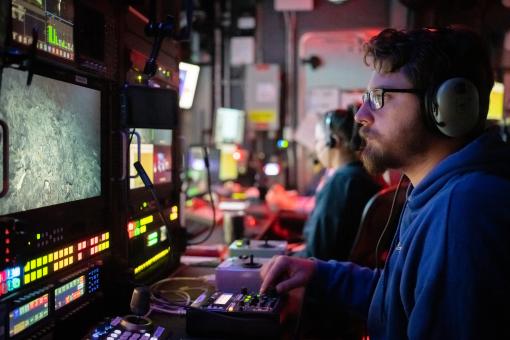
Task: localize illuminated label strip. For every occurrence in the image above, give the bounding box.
[169,205,178,221]
[147,232,158,247]
[0,232,109,298]
[127,215,154,239]
[134,247,170,275]
[0,267,21,296]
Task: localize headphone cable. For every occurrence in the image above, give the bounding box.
[374,173,406,268]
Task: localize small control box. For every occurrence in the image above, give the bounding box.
[228,239,287,258]
[187,289,281,338]
[215,255,270,292]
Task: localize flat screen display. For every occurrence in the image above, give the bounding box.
[214,108,245,145]
[178,62,200,109]
[9,293,49,337]
[0,68,101,215]
[129,129,172,189]
[186,146,220,198]
[219,144,238,181]
[54,275,85,310]
[11,0,74,61]
[488,81,504,121]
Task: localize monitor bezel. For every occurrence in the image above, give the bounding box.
[0,59,110,238]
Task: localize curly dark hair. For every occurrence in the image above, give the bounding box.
[363,26,494,133]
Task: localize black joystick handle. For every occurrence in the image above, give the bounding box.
[242,254,262,269]
[260,237,274,248]
[130,286,151,316]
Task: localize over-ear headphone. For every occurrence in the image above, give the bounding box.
[324,112,337,148]
[424,77,480,137]
[323,109,354,149]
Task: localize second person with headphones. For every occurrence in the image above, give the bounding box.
[293,107,381,260]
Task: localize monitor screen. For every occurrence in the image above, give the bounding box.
[54,275,85,310]
[0,67,101,216]
[488,81,504,121]
[178,62,200,109]
[9,293,49,337]
[219,144,238,181]
[214,108,246,145]
[186,146,220,198]
[129,129,172,189]
[11,0,74,61]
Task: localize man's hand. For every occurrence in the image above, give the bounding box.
[259,255,316,294]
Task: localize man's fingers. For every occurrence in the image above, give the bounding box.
[260,256,277,279]
[260,256,285,293]
[275,271,306,293]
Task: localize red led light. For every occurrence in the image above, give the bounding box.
[4,229,9,235]
[5,238,10,244]
[5,258,9,263]
[127,222,134,231]
[5,248,10,255]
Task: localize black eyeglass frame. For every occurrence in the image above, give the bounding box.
[362,88,424,110]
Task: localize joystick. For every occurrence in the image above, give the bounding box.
[229,238,287,258]
[242,255,262,269]
[260,238,275,248]
[120,287,153,332]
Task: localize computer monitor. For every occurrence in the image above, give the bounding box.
[11,0,75,61]
[488,81,504,121]
[214,108,246,145]
[0,67,102,216]
[185,145,220,198]
[219,144,239,181]
[129,129,173,190]
[178,62,200,109]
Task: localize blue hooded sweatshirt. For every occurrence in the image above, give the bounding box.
[307,129,510,339]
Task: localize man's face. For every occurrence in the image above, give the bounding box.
[355,70,431,175]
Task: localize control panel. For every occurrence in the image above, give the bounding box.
[83,316,169,340]
[186,289,281,338]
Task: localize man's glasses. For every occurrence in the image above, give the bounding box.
[362,88,423,110]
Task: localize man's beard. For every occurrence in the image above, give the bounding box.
[359,124,430,176]
[360,144,392,175]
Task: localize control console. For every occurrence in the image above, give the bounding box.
[83,287,170,340]
[186,289,282,338]
[83,316,169,340]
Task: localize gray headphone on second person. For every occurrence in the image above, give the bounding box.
[423,77,480,138]
[323,108,355,149]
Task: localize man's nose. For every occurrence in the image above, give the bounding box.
[354,102,373,125]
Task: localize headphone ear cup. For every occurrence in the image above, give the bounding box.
[326,136,336,148]
[428,78,479,137]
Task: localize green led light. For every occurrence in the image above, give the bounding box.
[36,233,41,240]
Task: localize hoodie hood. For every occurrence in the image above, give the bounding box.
[407,129,510,210]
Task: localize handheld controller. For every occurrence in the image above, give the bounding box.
[186,288,282,338]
